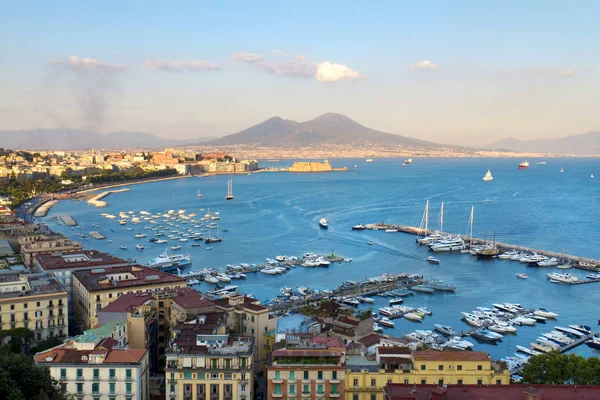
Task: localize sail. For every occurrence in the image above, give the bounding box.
[483,170,493,181]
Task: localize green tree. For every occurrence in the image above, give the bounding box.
[521,352,600,385]
[0,353,67,400]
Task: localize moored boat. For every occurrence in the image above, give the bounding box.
[319,218,328,229]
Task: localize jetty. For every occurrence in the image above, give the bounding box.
[59,215,78,226]
[87,188,131,207]
[89,231,106,240]
[364,223,600,269]
[34,200,59,218]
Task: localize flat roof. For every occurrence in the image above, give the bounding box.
[73,264,186,292]
[35,250,127,271]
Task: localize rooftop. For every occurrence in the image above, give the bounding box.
[35,250,128,271]
[0,273,66,300]
[168,317,252,356]
[99,291,155,313]
[73,264,186,292]
[76,320,126,345]
[212,295,268,312]
[36,346,147,365]
[412,350,490,362]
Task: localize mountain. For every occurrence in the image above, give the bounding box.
[485,131,600,155]
[204,113,439,147]
[0,129,207,150]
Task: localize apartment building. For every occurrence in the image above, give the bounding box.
[73,265,187,329]
[18,233,83,266]
[267,335,346,400]
[0,272,68,341]
[165,329,254,400]
[213,295,278,373]
[35,336,149,400]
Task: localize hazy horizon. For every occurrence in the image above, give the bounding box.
[2,1,599,147]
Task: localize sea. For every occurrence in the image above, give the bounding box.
[42,157,600,360]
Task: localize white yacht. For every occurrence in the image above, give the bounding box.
[546,272,579,284]
[147,251,191,272]
[429,236,466,252]
[319,218,328,229]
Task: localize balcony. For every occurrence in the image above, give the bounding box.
[272,393,284,398]
[301,392,311,398]
[75,376,84,381]
[316,392,326,398]
[330,393,341,398]
[329,379,341,384]
[288,393,297,398]
[316,379,325,384]
[272,379,283,384]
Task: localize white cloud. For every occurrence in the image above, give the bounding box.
[231,50,362,83]
[410,60,437,69]
[52,56,124,71]
[145,59,221,73]
[316,61,363,82]
[559,68,576,76]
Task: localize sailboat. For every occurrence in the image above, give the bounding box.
[560,167,565,173]
[416,200,429,243]
[483,170,493,181]
[385,214,398,232]
[418,201,443,245]
[204,224,222,243]
[197,188,203,198]
[461,206,474,253]
[226,180,234,200]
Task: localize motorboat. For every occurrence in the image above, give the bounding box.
[342,298,360,307]
[586,337,600,349]
[516,346,541,356]
[120,245,128,250]
[520,254,548,264]
[426,256,440,264]
[134,233,147,238]
[217,274,231,283]
[513,316,536,326]
[537,257,558,267]
[319,218,328,229]
[170,245,182,251]
[404,158,413,164]
[403,312,423,322]
[352,224,366,230]
[389,298,404,305]
[135,244,144,251]
[427,280,455,291]
[472,329,503,342]
[569,325,592,334]
[297,286,311,296]
[546,272,579,284]
[516,273,528,279]
[356,296,374,304]
[429,236,466,252]
[555,326,585,338]
[482,170,494,181]
[587,273,600,279]
[533,309,558,318]
[531,342,555,353]
[499,251,518,260]
[204,275,219,284]
[410,285,435,293]
[518,160,530,169]
[378,317,395,328]
[433,324,456,336]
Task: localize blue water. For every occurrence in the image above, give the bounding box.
[43,158,600,360]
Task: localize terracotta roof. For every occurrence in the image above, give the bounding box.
[384,384,600,400]
[170,287,214,309]
[412,350,490,362]
[73,264,186,292]
[35,348,147,364]
[378,346,411,355]
[35,250,127,271]
[359,333,381,347]
[104,349,147,363]
[99,292,154,313]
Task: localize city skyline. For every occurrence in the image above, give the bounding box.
[2,1,599,146]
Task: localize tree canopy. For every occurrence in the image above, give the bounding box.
[0,353,67,400]
[521,351,600,385]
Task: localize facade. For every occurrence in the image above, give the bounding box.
[165,320,252,400]
[213,295,278,373]
[35,337,150,400]
[0,272,68,341]
[18,233,83,266]
[267,335,346,400]
[72,265,187,329]
[33,250,128,319]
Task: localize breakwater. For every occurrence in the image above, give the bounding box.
[365,223,600,269]
[34,200,59,218]
[87,188,131,207]
[59,215,78,226]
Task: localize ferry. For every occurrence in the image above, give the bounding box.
[147,251,191,272]
[518,160,530,169]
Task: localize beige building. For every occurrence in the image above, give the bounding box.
[0,272,68,341]
[18,233,83,266]
[73,265,187,329]
[213,295,278,373]
[35,335,149,400]
[166,330,254,400]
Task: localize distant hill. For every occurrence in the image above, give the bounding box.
[0,129,209,150]
[203,113,442,148]
[485,131,600,155]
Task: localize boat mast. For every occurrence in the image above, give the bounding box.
[425,200,429,233]
[469,206,474,247]
[439,202,444,234]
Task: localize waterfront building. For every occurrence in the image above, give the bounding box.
[213,295,278,373]
[33,250,128,322]
[0,272,68,341]
[267,335,346,400]
[73,265,187,329]
[165,322,252,400]
[18,233,83,266]
[345,350,510,399]
[35,336,150,400]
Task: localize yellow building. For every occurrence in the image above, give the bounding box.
[345,350,510,400]
[72,265,187,329]
[0,272,68,341]
[18,233,83,266]
[165,330,254,400]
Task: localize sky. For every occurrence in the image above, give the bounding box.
[1,1,599,146]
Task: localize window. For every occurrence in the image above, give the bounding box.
[76,383,83,394]
[387,379,392,384]
[125,382,132,395]
[332,371,337,380]
[93,369,99,380]
[496,380,502,385]
[370,395,376,400]
[438,365,443,371]
[251,316,255,322]
[457,365,462,371]
[457,379,463,385]
[241,358,246,368]
[353,378,358,387]
[289,371,295,380]
[212,359,217,368]
[224,384,231,395]
[274,371,280,379]
[275,384,281,394]
[317,371,323,380]
[317,384,323,394]
[331,383,337,394]
[76,368,83,380]
[304,371,309,380]
[289,384,295,394]
[421,379,426,385]
[371,378,376,387]
[96,295,101,301]
[37,301,41,307]
[92,382,99,394]
[211,384,218,395]
[109,369,116,379]
[353,396,359,400]
[126,369,132,379]
[404,379,409,384]
[10,304,14,310]
[303,384,309,394]
[438,379,443,386]
[225,359,230,369]
[241,384,246,392]
[60,368,66,380]
[420,364,426,370]
[477,365,483,371]
[477,379,483,385]
[24,303,28,309]
[110,383,116,394]
[60,383,66,393]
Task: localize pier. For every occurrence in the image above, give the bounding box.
[558,332,596,354]
[365,223,600,269]
[87,188,131,207]
[59,215,78,226]
[89,231,106,240]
